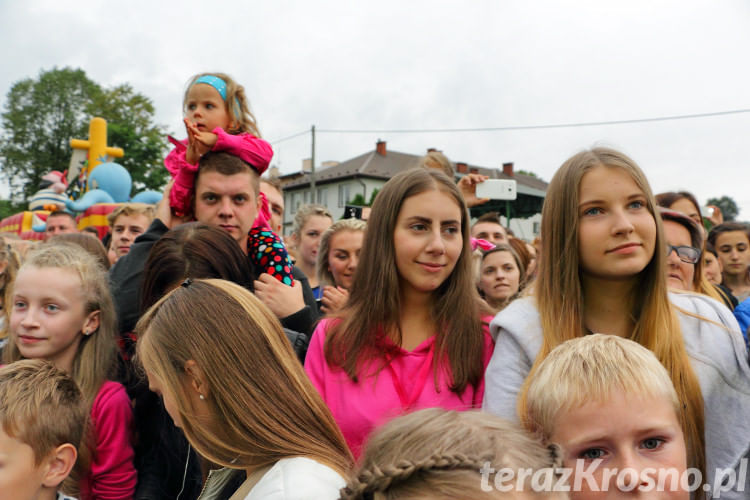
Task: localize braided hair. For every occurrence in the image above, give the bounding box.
[341,453,491,499]
[339,409,564,500]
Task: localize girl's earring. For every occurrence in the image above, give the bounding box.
[199,394,205,400]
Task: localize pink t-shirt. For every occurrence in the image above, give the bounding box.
[304,318,495,457]
[79,381,137,500]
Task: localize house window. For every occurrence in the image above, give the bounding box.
[338,184,350,208]
[533,221,541,234]
[317,187,327,206]
[292,192,302,213]
[304,190,311,204]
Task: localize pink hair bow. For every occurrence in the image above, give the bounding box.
[471,237,495,251]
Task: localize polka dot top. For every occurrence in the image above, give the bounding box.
[248,227,295,285]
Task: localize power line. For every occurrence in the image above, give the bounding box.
[269,129,309,144]
[311,108,750,134]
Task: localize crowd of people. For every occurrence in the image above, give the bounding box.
[0,72,749,500]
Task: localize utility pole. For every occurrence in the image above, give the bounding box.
[310,125,316,203]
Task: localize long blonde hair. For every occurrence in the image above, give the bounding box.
[519,147,706,476]
[136,279,352,474]
[3,243,118,408]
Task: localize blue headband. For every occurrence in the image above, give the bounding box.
[194,75,227,100]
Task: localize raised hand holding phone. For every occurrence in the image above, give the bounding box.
[474,179,517,200]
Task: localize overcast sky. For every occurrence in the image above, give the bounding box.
[2,0,748,218]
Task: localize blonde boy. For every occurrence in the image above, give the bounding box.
[106,203,156,261]
[521,335,690,499]
[0,359,86,500]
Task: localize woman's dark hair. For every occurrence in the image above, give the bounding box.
[507,238,532,275]
[140,223,254,312]
[655,191,702,219]
[708,222,750,247]
[705,241,718,258]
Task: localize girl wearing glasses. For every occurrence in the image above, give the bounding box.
[483,147,750,495]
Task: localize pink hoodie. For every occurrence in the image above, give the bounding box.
[305,318,494,457]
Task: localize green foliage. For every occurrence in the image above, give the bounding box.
[348,189,379,208]
[0,67,169,202]
[1,68,98,200]
[516,169,539,179]
[90,84,170,193]
[0,199,27,220]
[368,188,379,206]
[707,195,739,222]
[348,193,366,206]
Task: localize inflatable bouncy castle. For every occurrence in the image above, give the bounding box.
[0,117,161,240]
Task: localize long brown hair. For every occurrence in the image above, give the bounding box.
[519,147,706,475]
[324,168,486,394]
[136,279,352,474]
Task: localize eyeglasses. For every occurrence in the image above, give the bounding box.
[666,244,700,264]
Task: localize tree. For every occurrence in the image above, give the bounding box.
[348,193,366,206]
[516,169,540,179]
[707,195,739,222]
[0,67,169,201]
[1,68,98,200]
[0,199,27,220]
[90,84,169,193]
[368,188,379,206]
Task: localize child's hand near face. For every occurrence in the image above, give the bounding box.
[184,118,218,164]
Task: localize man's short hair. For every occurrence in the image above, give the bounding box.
[0,360,87,464]
[260,176,283,193]
[475,211,502,226]
[46,211,76,223]
[107,203,156,228]
[197,152,260,195]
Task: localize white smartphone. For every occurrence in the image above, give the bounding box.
[475,179,517,200]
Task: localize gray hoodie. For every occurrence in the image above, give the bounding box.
[483,292,750,498]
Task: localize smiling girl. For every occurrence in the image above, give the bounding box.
[483,147,750,495]
[4,243,136,499]
[304,168,494,458]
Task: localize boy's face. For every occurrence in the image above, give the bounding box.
[550,390,688,499]
[110,213,151,260]
[0,427,49,500]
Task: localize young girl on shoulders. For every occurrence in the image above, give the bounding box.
[163,73,294,284]
[166,72,272,217]
[483,147,750,497]
[304,168,494,458]
[4,243,136,499]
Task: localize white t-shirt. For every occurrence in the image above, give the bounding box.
[244,457,345,500]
